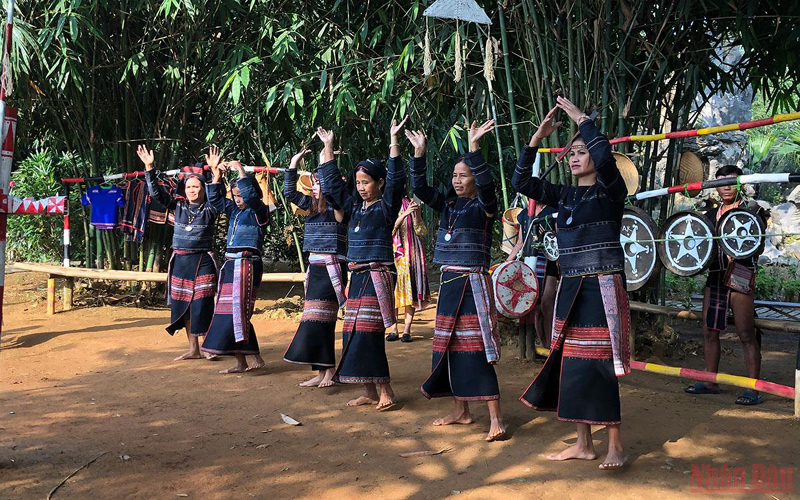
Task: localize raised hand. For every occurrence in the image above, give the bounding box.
[227,160,246,178]
[390,116,409,141]
[530,106,563,147]
[556,96,588,124]
[317,127,334,163]
[316,127,334,147]
[206,146,223,182]
[137,145,155,171]
[468,119,495,152]
[404,129,427,157]
[290,149,312,170]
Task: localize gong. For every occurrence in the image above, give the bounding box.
[542,231,559,261]
[657,211,715,276]
[620,207,661,291]
[716,207,765,260]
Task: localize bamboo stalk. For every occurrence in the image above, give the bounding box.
[497,1,521,157]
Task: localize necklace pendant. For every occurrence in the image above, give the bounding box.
[444,231,452,242]
[185,225,194,232]
[354,224,360,233]
[565,215,573,226]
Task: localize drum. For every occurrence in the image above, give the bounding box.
[501,207,523,254]
[491,260,539,319]
[620,207,661,291]
[716,207,766,260]
[657,210,715,276]
[541,231,559,261]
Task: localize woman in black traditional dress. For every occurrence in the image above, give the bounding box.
[283,148,348,388]
[514,97,630,469]
[139,145,220,362]
[318,120,407,410]
[408,120,507,442]
[201,160,271,373]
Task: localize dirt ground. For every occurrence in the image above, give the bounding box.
[1,271,799,499]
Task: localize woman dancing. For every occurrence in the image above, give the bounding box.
[283,148,349,388]
[139,145,220,361]
[202,160,271,373]
[408,120,506,442]
[318,120,407,411]
[514,97,630,470]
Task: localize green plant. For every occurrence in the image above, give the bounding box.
[7,150,83,262]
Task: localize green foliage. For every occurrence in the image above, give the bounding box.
[7,150,84,262]
[4,0,800,265]
[664,272,702,308]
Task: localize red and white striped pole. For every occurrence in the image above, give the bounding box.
[0,0,15,342]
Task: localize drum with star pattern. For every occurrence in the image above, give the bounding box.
[491,261,539,319]
[656,211,715,276]
[716,207,766,260]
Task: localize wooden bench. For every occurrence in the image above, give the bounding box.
[9,262,305,314]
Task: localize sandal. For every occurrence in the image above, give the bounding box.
[385,333,400,342]
[735,389,764,406]
[401,333,413,343]
[684,382,720,395]
[377,400,397,411]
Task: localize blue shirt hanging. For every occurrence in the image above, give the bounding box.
[81,185,124,230]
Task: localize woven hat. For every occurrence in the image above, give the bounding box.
[612,152,640,196]
[679,151,704,197]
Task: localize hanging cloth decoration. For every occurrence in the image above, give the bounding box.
[423,0,491,83]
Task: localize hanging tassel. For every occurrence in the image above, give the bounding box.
[454,22,463,83]
[423,18,432,77]
[483,33,495,83]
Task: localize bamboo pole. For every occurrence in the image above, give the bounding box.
[629,300,800,334]
[533,346,795,401]
[497,1,521,157]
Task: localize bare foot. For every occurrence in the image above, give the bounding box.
[485,418,507,442]
[318,368,335,388]
[246,355,265,372]
[433,410,474,426]
[219,365,246,374]
[173,351,202,361]
[204,353,218,361]
[547,443,598,461]
[599,447,627,470]
[347,396,378,407]
[300,373,324,387]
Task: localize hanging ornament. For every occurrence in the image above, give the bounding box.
[423,0,491,83]
[423,0,491,24]
[483,33,495,83]
[454,25,463,83]
[424,18,433,77]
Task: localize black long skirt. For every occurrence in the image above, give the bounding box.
[333,268,394,384]
[201,258,262,355]
[284,262,348,369]
[520,276,621,425]
[166,251,217,336]
[421,272,500,401]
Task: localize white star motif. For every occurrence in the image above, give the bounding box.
[671,218,701,264]
[728,216,756,252]
[620,221,649,277]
